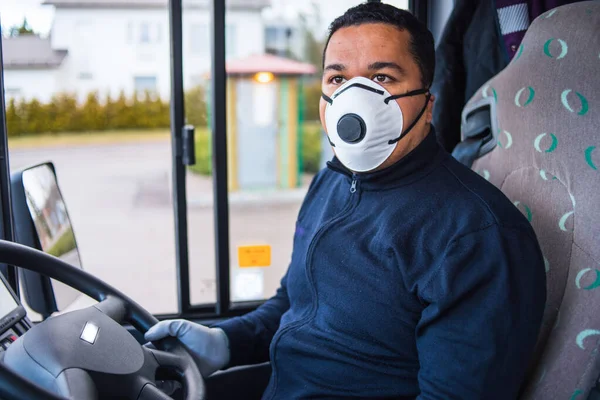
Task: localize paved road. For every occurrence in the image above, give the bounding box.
[10,140,307,315]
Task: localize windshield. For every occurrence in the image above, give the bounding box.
[1,0,410,315]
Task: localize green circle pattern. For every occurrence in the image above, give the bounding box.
[561,90,589,116]
[534,133,558,153]
[544,38,568,59]
[585,146,597,170]
[515,86,535,107]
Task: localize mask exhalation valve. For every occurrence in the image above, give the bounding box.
[337,113,366,143]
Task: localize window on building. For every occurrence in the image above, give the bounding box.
[265,26,285,56]
[265,26,279,47]
[127,22,133,44]
[134,76,157,93]
[156,23,162,43]
[139,23,151,44]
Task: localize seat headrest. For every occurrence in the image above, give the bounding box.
[463,1,599,261]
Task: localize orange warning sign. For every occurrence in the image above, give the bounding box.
[238,245,271,268]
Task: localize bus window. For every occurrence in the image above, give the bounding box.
[1,0,411,314]
[2,3,178,315]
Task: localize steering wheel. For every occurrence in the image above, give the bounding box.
[0,240,205,400]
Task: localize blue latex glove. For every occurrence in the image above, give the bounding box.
[145,319,230,377]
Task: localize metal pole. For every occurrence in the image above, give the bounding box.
[210,0,230,314]
[0,23,18,293]
[168,0,191,313]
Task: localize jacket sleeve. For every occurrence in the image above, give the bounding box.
[213,272,290,368]
[430,0,476,153]
[415,224,546,399]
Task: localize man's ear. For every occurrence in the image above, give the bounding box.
[426,94,435,124]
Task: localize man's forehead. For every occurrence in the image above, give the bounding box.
[324,23,411,64]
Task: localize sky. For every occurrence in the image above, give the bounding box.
[0,0,55,36]
[0,0,409,38]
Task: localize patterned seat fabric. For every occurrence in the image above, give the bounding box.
[460,2,600,399]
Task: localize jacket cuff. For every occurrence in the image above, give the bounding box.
[211,317,251,369]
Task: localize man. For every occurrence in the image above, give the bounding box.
[146,3,546,399]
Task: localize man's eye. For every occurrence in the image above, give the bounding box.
[373,74,392,83]
[330,76,346,84]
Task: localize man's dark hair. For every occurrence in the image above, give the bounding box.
[323,2,435,88]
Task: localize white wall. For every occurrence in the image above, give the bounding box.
[181,9,265,88]
[3,69,58,103]
[45,7,265,102]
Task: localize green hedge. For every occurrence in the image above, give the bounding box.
[6,83,321,137]
[191,128,212,176]
[189,121,324,177]
[302,80,322,122]
[7,87,325,174]
[301,121,322,174]
[6,89,191,136]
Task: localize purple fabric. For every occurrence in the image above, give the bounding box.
[504,31,528,59]
[528,0,581,19]
[495,0,580,60]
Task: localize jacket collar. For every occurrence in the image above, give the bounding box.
[326,126,444,190]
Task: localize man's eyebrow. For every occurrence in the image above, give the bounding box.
[368,61,406,74]
[324,63,345,72]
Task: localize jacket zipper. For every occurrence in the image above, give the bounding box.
[326,161,359,194]
[266,176,360,399]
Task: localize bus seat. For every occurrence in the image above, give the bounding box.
[454,2,600,399]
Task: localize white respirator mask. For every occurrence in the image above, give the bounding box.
[322,76,430,172]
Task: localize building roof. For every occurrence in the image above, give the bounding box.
[226,53,317,75]
[42,0,270,10]
[1,35,68,69]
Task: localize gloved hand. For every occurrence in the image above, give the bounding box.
[144,319,230,377]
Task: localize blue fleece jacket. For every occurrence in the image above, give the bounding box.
[216,128,546,399]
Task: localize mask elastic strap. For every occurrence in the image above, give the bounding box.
[388,92,432,145]
[322,93,333,104]
[321,93,336,146]
[384,88,429,104]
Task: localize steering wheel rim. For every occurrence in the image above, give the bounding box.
[0,239,205,400]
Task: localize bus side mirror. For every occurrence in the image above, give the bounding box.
[10,162,84,319]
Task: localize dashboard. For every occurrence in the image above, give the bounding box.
[0,273,30,356]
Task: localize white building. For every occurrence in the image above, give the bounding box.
[3,0,270,102]
[263,15,308,61]
[2,35,68,103]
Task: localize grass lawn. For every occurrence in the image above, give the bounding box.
[46,228,77,258]
[8,129,170,150]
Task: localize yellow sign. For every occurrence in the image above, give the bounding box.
[238,245,271,268]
